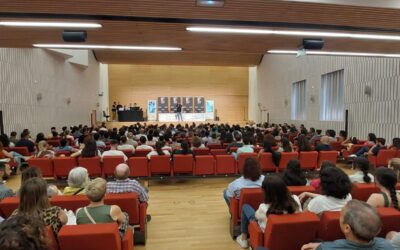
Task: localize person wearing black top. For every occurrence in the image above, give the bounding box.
[175,103,183,122]
[111,101,117,121]
[282,159,307,186]
[16,131,35,153]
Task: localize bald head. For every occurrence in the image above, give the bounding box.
[115,163,130,180]
[341,200,381,242]
[320,136,330,145]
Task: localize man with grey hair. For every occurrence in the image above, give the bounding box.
[302,200,393,250]
[106,163,148,203]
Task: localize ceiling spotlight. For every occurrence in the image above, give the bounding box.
[196,0,225,7]
[0,21,102,28]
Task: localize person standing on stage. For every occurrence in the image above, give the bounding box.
[111,101,117,121]
[175,102,183,122]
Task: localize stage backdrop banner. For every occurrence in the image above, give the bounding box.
[147,100,157,121]
[206,100,214,120]
[183,97,193,113]
[194,97,205,113]
[157,97,169,113]
[170,97,181,113]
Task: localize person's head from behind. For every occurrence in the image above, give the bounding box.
[114,163,130,181]
[60,139,68,147]
[286,159,302,176]
[93,133,100,141]
[180,141,189,154]
[320,136,330,145]
[262,175,299,215]
[21,130,30,139]
[155,141,165,155]
[262,139,273,153]
[352,157,372,183]
[389,158,400,181]
[242,135,251,145]
[242,158,261,181]
[340,200,381,243]
[234,133,242,143]
[368,133,377,143]
[10,131,17,138]
[320,166,352,199]
[0,162,11,181]
[120,135,127,144]
[21,167,42,186]
[0,214,48,250]
[67,167,89,189]
[19,177,50,214]
[375,167,398,210]
[376,137,386,147]
[139,136,147,145]
[35,133,45,143]
[37,140,49,152]
[82,139,98,157]
[297,134,311,152]
[339,130,347,139]
[392,138,400,149]
[86,178,107,202]
[280,137,292,151]
[192,136,202,148]
[316,129,322,135]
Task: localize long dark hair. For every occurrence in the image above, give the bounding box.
[352,157,372,183]
[262,175,299,216]
[297,135,312,152]
[263,140,281,166]
[155,141,165,156]
[376,168,399,210]
[18,177,50,216]
[180,141,190,155]
[81,139,98,157]
[243,158,261,181]
[282,159,307,186]
[281,137,292,152]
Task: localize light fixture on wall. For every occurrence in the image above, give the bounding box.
[0,21,102,28]
[196,0,225,7]
[310,94,316,103]
[364,85,372,96]
[36,93,43,102]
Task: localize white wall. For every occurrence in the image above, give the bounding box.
[256,54,400,140]
[248,66,260,122]
[0,48,101,136]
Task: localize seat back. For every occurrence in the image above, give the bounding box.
[121,149,133,158]
[53,157,78,178]
[278,152,299,171]
[10,146,30,156]
[127,157,149,177]
[237,153,258,174]
[102,156,126,177]
[377,207,400,237]
[50,195,90,212]
[173,154,194,174]
[48,140,61,147]
[351,183,380,201]
[210,149,227,156]
[318,151,338,168]
[27,158,54,177]
[58,224,121,250]
[149,155,171,175]
[238,188,264,219]
[348,144,364,154]
[330,141,342,151]
[229,147,238,153]
[104,193,140,225]
[215,155,236,174]
[288,186,317,196]
[0,197,19,218]
[194,155,215,175]
[134,149,152,157]
[193,148,210,155]
[46,226,59,250]
[55,150,71,157]
[207,143,223,149]
[264,212,320,250]
[78,156,102,177]
[375,149,397,167]
[259,152,277,173]
[299,151,318,171]
[317,211,343,241]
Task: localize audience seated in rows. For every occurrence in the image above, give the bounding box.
[236,175,302,248]
[223,158,264,207]
[63,167,89,195]
[367,168,400,210]
[101,140,127,162]
[349,157,374,183]
[282,159,308,186]
[301,200,392,250]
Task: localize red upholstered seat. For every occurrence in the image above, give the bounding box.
[330,141,343,151]
[134,149,152,157]
[128,157,149,177]
[288,186,318,196]
[102,156,126,177]
[229,147,238,153]
[173,154,194,174]
[53,157,78,179]
[78,156,102,177]
[249,212,320,250]
[215,155,236,174]
[0,197,19,218]
[368,149,397,168]
[317,211,344,241]
[377,207,400,237]
[50,195,90,212]
[230,188,263,237]
[149,155,171,176]
[237,153,258,174]
[258,152,277,173]
[299,151,318,171]
[28,157,54,177]
[351,183,380,201]
[55,150,71,157]
[193,148,210,155]
[207,143,223,149]
[8,146,30,156]
[210,149,227,156]
[121,149,134,158]
[342,144,364,158]
[194,155,215,175]
[278,152,298,171]
[46,226,59,250]
[318,151,338,168]
[48,140,61,147]
[104,193,146,228]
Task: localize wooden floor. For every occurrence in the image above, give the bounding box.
[5,163,354,250]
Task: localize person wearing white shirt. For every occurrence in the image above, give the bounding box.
[126,132,138,147]
[233,135,254,160]
[299,166,352,216]
[236,175,302,249]
[349,157,374,184]
[146,141,170,160]
[136,136,153,150]
[101,140,127,162]
[117,136,135,154]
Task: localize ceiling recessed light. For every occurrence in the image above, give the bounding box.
[0,21,102,28]
[196,0,225,7]
[186,26,400,41]
[268,50,400,58]
[33,44,182,51]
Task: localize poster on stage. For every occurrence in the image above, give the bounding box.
[205,100,214,120]
[157,97,169,113]
[169,97,181,112]
[147,100,157,121]
[182,97,193,113]
[194,97,205,113]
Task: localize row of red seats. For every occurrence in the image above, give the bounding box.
[230,185,400,250]
[0,193,147,245]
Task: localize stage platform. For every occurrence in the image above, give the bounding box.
[102,121,248,128]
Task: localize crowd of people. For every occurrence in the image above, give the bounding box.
[0,121,400,249]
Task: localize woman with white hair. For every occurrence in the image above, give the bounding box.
[63,167,89,195]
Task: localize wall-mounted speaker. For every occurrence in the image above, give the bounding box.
[62,30,87,42]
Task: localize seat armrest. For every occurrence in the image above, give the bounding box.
[122,227,134,250]
[368,155,376,166]
[249,221,263,249]
[230,197,239,225]
[139,202,148,233]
